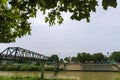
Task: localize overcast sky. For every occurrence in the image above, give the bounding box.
[0,1,120,58]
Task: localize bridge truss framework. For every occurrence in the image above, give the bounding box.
[0,47,49,62]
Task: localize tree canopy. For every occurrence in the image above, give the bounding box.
[92,53,104,62]
[48,54,59,63]
[110,51,120,62]
[76,52,92,63]
[0,0,117,43]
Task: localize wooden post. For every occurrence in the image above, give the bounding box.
[41,60,45,79]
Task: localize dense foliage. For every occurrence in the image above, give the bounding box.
[0,0,117,43]
[92,53,104,62]
[64,51,120,63]
[110,51,120,62]
[76,52,92,63]
[64,52,108,63]
[48,54,59,63]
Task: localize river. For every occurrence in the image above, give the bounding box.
[0,71,120,80]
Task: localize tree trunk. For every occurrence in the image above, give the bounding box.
[41,60,45,79]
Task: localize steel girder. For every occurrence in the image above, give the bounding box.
[0,47,49,61]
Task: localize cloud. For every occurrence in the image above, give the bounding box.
[1,2,120,58]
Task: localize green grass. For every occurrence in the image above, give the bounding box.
[0,65,58,71]
[0,76,76,80]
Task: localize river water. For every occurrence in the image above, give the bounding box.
[0,71,120,80]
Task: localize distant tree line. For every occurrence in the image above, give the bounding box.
[48,51,120,64]
[63,52,120,64]
[63,52,105,64]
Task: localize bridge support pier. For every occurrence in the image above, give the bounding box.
[41,60,45,79]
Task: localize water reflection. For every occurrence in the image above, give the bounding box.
[0,71,120,80]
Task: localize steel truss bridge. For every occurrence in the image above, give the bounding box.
[0,47,49,62]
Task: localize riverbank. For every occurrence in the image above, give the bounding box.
[1,64,120,72]
[0,76,76,80]
[0,71,120,80]
[65,63,120,72]
[0,65,63,71]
